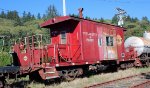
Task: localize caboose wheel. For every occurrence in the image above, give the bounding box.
[65,75,75,81]
[146,60,150,67]
[140,54,148,60]
[63,70,77,81]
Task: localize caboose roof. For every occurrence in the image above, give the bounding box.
[40,16,79,28]
[40,16,126,31]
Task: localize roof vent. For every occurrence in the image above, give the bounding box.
[52,18,56,23]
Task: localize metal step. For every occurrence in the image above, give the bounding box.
[46,76,59,79]
[45,67,52,69]
[45,72,55,74]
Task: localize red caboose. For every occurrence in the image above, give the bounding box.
[12,15,135,81]
[40,16,126,65]
[39,16,132,79]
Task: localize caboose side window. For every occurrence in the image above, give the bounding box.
[106,36,113,46]
[60,31,66,44]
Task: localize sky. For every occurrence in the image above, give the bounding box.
[0,0,150,19]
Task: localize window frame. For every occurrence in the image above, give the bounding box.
[106,36,114,46]
[60,31,67,44]
[98,37,102,46]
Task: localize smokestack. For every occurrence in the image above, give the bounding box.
[63,0,67,16]
[78,8,83,18]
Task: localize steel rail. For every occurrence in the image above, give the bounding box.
[130,80,150,88]
[85,72,150,88]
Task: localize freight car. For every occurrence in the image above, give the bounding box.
[125,31,150,66]
[0,12,149,87]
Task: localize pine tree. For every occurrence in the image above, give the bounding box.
[13,11,20,20]
[42,14,47,20]
[13,11,22,26]
[133,17,139,22]
[126,15,131,22]
[140,16,149,29]
[7,11,13,19]
[111,14,118,24]
[69,14,78,18]
[142,16,149,23]
[22,11,27,23]
[26,12,32,21]
[45,5,59,19]
[85,16,91,20]
[0,11,6,18]
[31,15,35,20]
[21,11,35,23]
[37,13,41,19]
[99,17,104,22]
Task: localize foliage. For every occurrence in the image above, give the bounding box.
[44,5,60,20]
[69,14,79,18]
[99,18,104,22]
[111,14,118,25]
[22,11,36,23]
[37,13,41,19]
[0,52,11,66]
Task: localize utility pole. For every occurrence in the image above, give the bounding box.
[63,0,67,16]
[116,8,127,27]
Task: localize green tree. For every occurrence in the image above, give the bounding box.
[42,14,47,20]
[85,16,91,20]
[0,11,6,18]
[21,11,35,23]
[111,14,118,24]
[22,11,27,23]
[26,12,32,21]
[12,11,22,26]
[69,14,78,18]
[140,16,149,30]
[7,11,13,19]
[31,15,35,20]
[131,17,139,23]
[142,16,149,23]
[99,17,104,22]
[37,13,41,19]
[126,15,131,22]
[45,5,59,19]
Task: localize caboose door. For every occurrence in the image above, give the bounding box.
[97,27,104,60]
[103,29,118,60]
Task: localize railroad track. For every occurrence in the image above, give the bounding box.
[85,72,150,88]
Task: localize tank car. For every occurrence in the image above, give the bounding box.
[125,31,150,65]
[125,32,150,58]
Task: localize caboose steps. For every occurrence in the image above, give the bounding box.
[44,66,59,80]
[45,72,55,74]
[46,76,59,80]
[45,67,52,69]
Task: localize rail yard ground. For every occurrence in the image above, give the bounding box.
[6,67,149,88]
